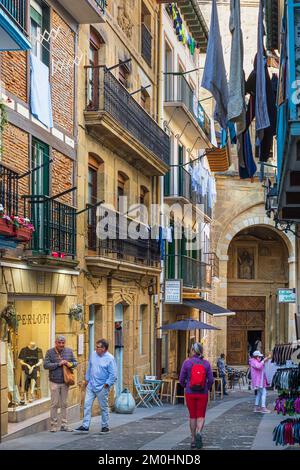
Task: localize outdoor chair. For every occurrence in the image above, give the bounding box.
[133,375,156,408]
[144,376,163,406]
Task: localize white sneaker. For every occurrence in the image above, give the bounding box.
[260,408,271,414]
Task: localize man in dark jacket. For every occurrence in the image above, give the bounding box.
[217,353,229,396]
[44,335,77,432]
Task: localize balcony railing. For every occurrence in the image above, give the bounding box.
[164,166,212,218]
[164,167,191,201]
[94,0,106,14]
[0,162,19,216]
[85,67,170,167]
[0,0,27,33]
[23,195,77,259]
[87,207,161,267]
[141,23,152,67]
[204,252,219,279]
[165,254,209,290]
[165,75,210,137]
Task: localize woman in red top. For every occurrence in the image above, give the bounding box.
[179,342,214,449]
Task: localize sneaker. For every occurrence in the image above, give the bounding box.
[74,425,89,433]
[60,426,73,432]
[50,427,57,433]
[260,408,271,414]
[195,432,203,449]
[100,427,110,434]
[253,407,261,413]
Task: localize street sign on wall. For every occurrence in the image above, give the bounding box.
[278,288,296,304]
[164,279,183,304]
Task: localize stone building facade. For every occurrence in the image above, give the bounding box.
[76,0,168,403]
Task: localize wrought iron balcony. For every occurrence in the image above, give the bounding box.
[165,254,209,290]
[164,167,192,202]
[87,207,160,268]
[141,23,152,67]
[164,166,212,219]
[0,0,27,33]
[165,75,210,146]
[57,0,106,23]
[84,67,170,176]
[0,162,19,216]
[23,195,77,260]
[204,252,219,280]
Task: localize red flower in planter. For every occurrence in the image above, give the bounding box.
[14,226,33,242]
[10,215,35,242]
[0,217,15,237]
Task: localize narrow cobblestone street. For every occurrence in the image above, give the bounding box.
[1,390,299,451]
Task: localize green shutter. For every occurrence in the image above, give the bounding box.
[178,145,183,196]
[30,6,42,26]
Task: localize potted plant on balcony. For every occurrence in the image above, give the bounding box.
[11,216,35,242]
[0,204,15,237]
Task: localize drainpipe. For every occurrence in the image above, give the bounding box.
[157,3,164,376]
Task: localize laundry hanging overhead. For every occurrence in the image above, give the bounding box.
[228,0,246,135]
[256,0,270,136]
[30,54,53,129]
[201,0,229,130]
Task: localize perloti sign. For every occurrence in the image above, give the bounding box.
[164,280,183,304]
[278,288,296,304]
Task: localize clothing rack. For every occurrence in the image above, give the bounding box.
[272,343,299,366]
[272,367,300,391]
[273,418,300,446]
[275,396,300,416]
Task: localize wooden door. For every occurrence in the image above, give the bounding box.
[227,297,265,365]
[227,329,247,365]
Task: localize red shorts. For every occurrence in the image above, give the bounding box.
[185,393,208,419]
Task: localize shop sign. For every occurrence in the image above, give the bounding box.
[78,334,84,356]
[164,279,182,304]
[17,313,50,325]
[278,288,296,304]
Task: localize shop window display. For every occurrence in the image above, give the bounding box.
[7,299,53,410]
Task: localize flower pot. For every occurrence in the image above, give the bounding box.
[14,226,32,242]
[0,218,14,237]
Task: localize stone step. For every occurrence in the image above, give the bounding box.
[4,404,80,442]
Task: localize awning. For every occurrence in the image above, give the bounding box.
[182,299,235,317]
[0,7,31,51]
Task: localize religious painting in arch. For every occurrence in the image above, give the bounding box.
[237,248,255,280]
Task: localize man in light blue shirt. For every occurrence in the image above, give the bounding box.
[75,339,116,434]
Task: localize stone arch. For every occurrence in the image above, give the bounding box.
[112,291,135,307]
[217,213,295,260]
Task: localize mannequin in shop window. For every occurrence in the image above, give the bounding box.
[115,322,123,349]
[18,341,43,404]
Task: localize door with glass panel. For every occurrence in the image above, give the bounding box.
[31,139,49,253]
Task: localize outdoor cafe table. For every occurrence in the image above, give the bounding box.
[144,378,163,406]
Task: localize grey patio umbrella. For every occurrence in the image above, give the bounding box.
[159,319,221,331]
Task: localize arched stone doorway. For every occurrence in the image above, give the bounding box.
[226,225,290,365]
